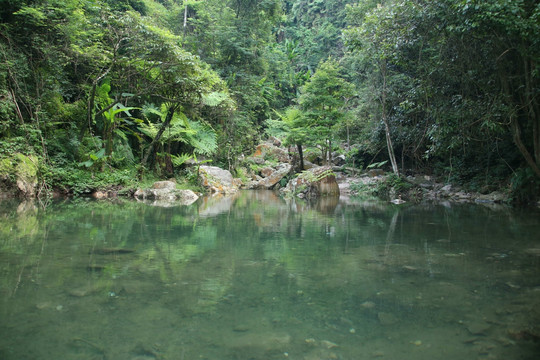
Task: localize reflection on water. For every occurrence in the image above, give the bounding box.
[0,192,539,360]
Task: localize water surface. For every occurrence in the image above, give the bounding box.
[1,191,539,359]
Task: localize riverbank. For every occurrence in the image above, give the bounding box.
[336,171,510,205]
[0,150,529,207]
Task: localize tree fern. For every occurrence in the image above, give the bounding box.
[184,121,217,156]
[202,91,228,107]
[139,103,218,156]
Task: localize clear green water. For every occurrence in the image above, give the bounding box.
[1,191,539,360]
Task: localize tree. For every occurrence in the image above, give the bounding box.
[271,107,307,171]
[180,0,284,161]
[137,46,230,169]
[283,0,358,72]
[298,59,355,164]
[344,1,408,175]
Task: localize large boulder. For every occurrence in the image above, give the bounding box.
[239,138,293,189]
[253,142,289,163]
[244,163,292,190]
[198,166,239,194]
[281,166,340,198]
[333,154,346,166]
[0,154,39,197]
[134,180,198,206]
[15,154,38,197]
[302,160,317,170]
[255,163,292,189]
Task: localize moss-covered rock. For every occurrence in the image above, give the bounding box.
[0,157,14,179]
[0,154,38,197]
[281,166,339,198]
[0,157,15,197]
[15,153,38,197]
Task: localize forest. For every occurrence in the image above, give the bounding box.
[0,0,539,204]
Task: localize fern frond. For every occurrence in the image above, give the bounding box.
[142,103,163,120]
[138,121,159,138]
[171,153,193,167]
[185,121,217,155]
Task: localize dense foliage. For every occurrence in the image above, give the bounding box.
[343,0,540,202]
[0,0,538,202]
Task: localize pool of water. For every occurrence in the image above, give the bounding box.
[0,191,539,360]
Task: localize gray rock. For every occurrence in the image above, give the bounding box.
[253,143,290,163]
[152,180,176,190]
[303,160,317,170]
[199,166,239,194]
[255,163,292,189]
[246,156,265,165]
[333,154,346,166]
[134,182,198,206]
[441,184,452,192]
[260,166,274,178]
[282,166,339,198]
[268,136,282,147]
[475,191,507,203]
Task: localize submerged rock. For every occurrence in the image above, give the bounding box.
[378,312,398,325]
[36,302,52,310]
[320,340,339,349]
[466,321,491,335]
[361,301,376,309]
[226,332,291,351]
[233,324,250,332]
[69,286,96,297]
[525,248,540,256]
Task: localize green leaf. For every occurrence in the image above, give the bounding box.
[367,160,388,169]
[170,153,193,167]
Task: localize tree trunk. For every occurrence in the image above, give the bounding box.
[79,67,112,143]
[297,143,304,171]
[327,137,332,165]
[380,60,399,176]
[500,56,540,179]
[383,115,399,175]
[141,105,177,169]
[346,123,350,151]
[524,58,540,167]
[182,4,188,41]
[511,115,540,178]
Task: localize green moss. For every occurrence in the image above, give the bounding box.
[234,167,250,184]
[248,163,265,174]
[0,157,14,178]
[15,153,38,181]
